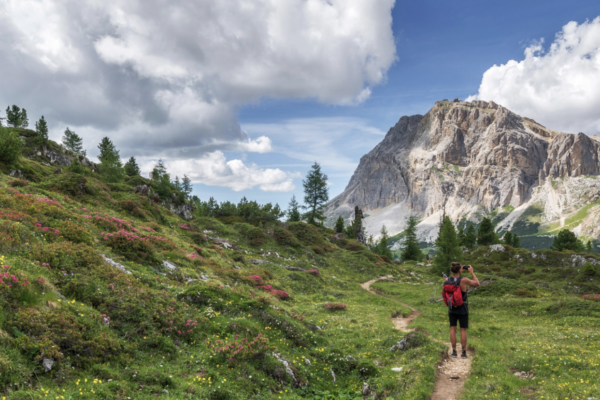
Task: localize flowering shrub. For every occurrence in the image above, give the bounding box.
[31,242,104,273]
[90,215,139,233]
[206,333,268,362]
[290,312,306,322]
[324,303,347,310]
[306,270,320,275]
[258,285,290,300]
[8,178,30,187]
[246,275,264,286]
[0,220,34,252]
[59,221,93,245]
[179,223,192,230]
[101,230,157,264]
[582,294,600,302]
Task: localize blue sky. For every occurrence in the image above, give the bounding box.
[2,0,599,210]
[197,0,600,208]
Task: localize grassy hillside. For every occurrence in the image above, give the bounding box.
[1,132,599,399]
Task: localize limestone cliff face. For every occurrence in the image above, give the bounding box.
[326,100,600,242]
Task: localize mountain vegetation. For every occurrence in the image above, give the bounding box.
[1,108,599,400]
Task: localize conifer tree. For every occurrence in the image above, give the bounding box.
[374,225,393,259]
[477,217,498,246]
[334,215,345,233]
[402,215,423,261]
[302,162,329,225]
[151,159,172,198]
[433,216,462,275]
[586,240,593,253]
[6,105,21,127]
[287,195,301,222]
[35,116,49,146]
[20,108,29,128]
[463,224,477,248]
[504,231,514,246]
[174,176,182,191]
[207,197,218,217]
[458,226,466,246]
[182,175,192,199]
[97,137,123,182]
[124,156,140,176]
[512,234,520,248]
[63,127,84,154]
[0,126,21,164]
[551,229,585,252]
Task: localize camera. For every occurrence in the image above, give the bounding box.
[462,265,471,270]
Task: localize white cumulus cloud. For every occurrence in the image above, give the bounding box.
[468,17,600,134]
[142,153,300,192]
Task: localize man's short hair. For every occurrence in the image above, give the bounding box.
[450,262,462,273]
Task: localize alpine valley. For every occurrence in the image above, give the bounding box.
[325,100,600,252]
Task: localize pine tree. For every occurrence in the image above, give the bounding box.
[463,224,477,248]
[458,226,466,246]
[97,137,123,182]
[551,229,585,252]
[302,162,329,225]
[402,215,423,261]
[20,108,29,128]
[334,215,345,233]
[0,126,22,164]
[374,225,393,259]
[287,195,301,222]
[512,234,520,248]
[174,176,182,191]
[152,159,172,198]
[207,197,218,217]
[63,127,84,154]
[477,217,498,246]
[35,116,49,146]
[433,216,462,275]
[504,231,514,246]
[586,240,593,253]
[182,175,192,199]
[124,156,140,177]
[6,105,21,127]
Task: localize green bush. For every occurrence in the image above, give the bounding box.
[0,127,21,164]
[59,221,93,245]
[273,227,301,247]
[236,223,268,246]
[287,222,324,246]
[31,242,103,272]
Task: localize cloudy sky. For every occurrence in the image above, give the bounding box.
[1,0,600,208]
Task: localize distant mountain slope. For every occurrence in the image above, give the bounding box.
[325,100,600,249]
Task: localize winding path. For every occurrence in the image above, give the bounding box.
[360,277,472,400]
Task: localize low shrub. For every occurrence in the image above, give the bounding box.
[345,241,364,251]
[312,246,323,254]
[287,222,324,246]
[120,199,147,219]
[324,302,347,310]
[581,294,600,302]
[101,230,158,264]
[31,242,103,272]
[237,223,268,246]
[258,285,290,300]
[59,220,93,245]
[8,178,30,187]
[274,227,301,247]
[190,232,207,245]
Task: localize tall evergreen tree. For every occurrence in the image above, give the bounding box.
[463,224,477,248]
[174,176,182,191]
[402,215,423,261]
[433,216,462,275]
[334,215,345,233]
[182,175,192,199]
[206,197,218,217]
[551,229,585,252]
[0,126,22,164]
[97,137,123,182]
[35,116,49,146]
[477,217,498,246]
[374,225,393,259]
[152,159,172,198]
[6,105,22,127]
[302,162,329,225]
[586,240,593,253]
[62,127,84,154]
[512,234,520,248]
[504,231,514,246]
[20,108,29,128]
[287,195,301,222]
[124,156,140,177]
[458,226,466,246]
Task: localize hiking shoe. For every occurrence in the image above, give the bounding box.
[450,350,458,358]
[461,351,468,359]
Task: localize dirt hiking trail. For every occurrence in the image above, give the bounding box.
[360,277,472,400]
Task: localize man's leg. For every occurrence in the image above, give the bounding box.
[460,328,467,352]
[450,326,457,349]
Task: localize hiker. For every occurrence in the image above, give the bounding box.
[442,262,479,358]
[426,253,430,264]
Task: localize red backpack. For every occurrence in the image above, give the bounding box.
[442,277,464,309]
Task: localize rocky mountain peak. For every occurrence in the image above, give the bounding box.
[326,100,600,245]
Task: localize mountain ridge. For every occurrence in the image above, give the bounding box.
[326,100,600,248]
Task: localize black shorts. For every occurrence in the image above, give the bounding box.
[449,313,469,329]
